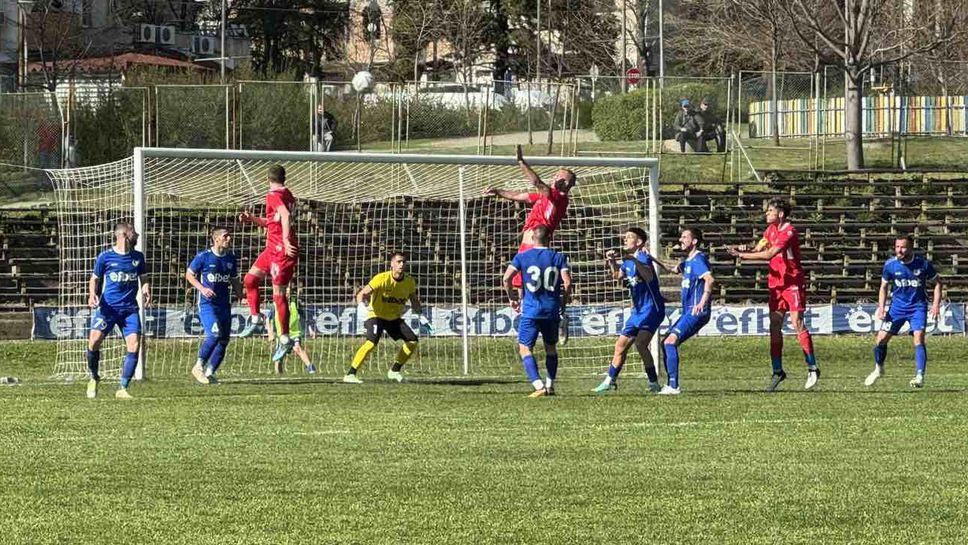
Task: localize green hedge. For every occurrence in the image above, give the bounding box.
[591,88,656,141]
[591,81,730,141]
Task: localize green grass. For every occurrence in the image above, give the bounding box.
[3,336,968,544]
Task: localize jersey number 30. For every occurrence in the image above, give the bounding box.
[525,266,560,292]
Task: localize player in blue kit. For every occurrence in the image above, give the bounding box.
[502,226,572,398]
[865,235,942,388]
[186,227,243,385]
[86,222,151,400]
[661,227,715,395]
[594,227,665,394]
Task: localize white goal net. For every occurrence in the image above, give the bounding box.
[48,149,659,380]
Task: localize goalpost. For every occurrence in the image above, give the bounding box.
[49,148,660,380]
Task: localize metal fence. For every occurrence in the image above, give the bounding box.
[0,92,61,197]
[155,85,231,149]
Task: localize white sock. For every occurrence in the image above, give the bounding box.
[204,366,213,377]
[279,334,290,345]
[545,378,553,389]
[603,376,613,385]
[531,379,545,390]
[195,358,204,368]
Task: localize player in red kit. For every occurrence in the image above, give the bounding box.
[484,146,576,338]
[728,198,820,391]
[238,165,299,363]
[484,146,576,277]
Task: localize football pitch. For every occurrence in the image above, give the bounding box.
[2,336,967,544]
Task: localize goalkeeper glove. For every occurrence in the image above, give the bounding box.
[418,314,435,335]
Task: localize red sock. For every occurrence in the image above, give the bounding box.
[770,334,783,360]
[797,330,815,356]
[243,274,262,317]
[273,292,289,336]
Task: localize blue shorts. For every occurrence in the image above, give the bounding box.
[200,305,232,341]
[882,308,927,335]
[621,310,664,338]
[91,306,141,337]
[517,316,560,348]
[669,312,710,344]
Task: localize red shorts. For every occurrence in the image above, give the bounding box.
[510,243,536,289]
[769,283,806,313]
[252,248,298,286]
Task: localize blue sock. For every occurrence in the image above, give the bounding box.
[771,357,783,374]
[86,349,101,380]
[873,344,887,366]
[208,341,228,374]
[608,364,621,380]
[915,344,927,375]
[522,355,540,383]
[804,353,817,368]
[664,343,679,389]
[198,335,219,363]
[120,352,138,389]
[545,353,558,381]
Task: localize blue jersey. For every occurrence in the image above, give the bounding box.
[92,248,146,312]
[882,255,937,314]
[622,250,664,316]
[188,249,239,310]
[511,247,569,319]
[680,251,712,316]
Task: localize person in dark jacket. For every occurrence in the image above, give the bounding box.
[314,104,337,152]
[695,98,726,153]
[674,99,699,153]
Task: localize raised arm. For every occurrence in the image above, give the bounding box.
[604,250,624,280]
[516,145,551,197]
[483,186,532,202]
[239,210,269,229]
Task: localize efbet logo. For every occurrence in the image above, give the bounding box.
[108,271,138,283]
[894,279,922,288]
[206,272,233,284]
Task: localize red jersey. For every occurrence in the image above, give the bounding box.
[764,222,804,288]
[523,188,569,234]
[266,187,297,253]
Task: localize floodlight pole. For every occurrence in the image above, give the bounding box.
[220,0,227,84]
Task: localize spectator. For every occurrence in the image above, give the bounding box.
[314,104,337,152]
[674,99,699,153]
[695,98,726,153]
[37,118,60,168]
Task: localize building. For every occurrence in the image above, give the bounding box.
[5,0,250,91]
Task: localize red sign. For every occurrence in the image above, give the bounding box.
[626,68,641,85]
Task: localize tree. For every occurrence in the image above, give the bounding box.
[782,0,966,170]
[388,0,444,82]
[233,0,349,77]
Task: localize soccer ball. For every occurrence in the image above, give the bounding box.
[352,71,374,93]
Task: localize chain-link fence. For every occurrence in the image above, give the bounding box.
[737,70,818,174]
[0,92,61,198]
[238,81,316,151]
[0,75,16,93]
[155,85,231,149]
[70,86,147,166]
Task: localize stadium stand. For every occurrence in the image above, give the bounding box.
[2,170,967,325]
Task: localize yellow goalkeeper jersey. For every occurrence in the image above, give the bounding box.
[367,271,417,320]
